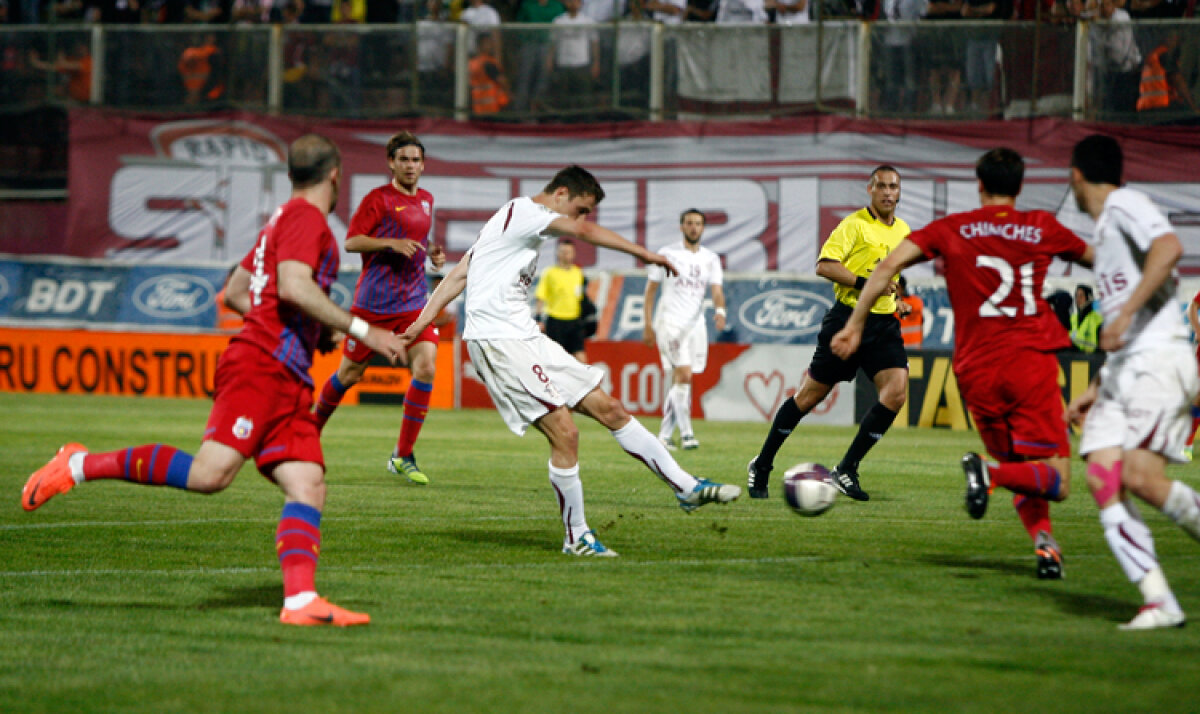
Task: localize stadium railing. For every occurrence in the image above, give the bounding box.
[1,19,1197,122]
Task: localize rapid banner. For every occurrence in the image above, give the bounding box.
[50,111,1200,275]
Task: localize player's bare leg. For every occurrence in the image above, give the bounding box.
[670,366,699,450]
[390,340,438,485]
[314,356,368,431]
[1087,447,1187,630]
[535,407,613,556]
[274,460,369,626]
[575,387,739,512]
[830,366,907,502]
[23,439,244,511]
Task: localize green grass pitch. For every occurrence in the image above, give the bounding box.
[2,392,1199,713]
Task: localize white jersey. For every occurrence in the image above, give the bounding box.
[464,197,562,340]
[647,243,723,330]
[1092,187,1187,355]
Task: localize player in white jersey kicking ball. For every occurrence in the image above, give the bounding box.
[1067,134,1200,630]
[400,166,740,557]
[642,208,727,450]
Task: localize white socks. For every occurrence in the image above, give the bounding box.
[659,384,694,442]
[69,452,86,484]
[611,418,699,495]
[283,591,318,610]
[1100,501,1182,613]
[671,384,694,439]
[549,462,590,545]
[659,387,677,442]
[1162,480,1200,542]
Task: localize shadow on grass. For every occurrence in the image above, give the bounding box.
[32,598,188,611]
[23,584,280,613]
[1027,587,1132,624]
[919,553,1030,578]
[197,583,281,611]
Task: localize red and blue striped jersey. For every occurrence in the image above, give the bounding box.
[348,183,435,315]
[232,197,339,386]
[907,204,1088,375]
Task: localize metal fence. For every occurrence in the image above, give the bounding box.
[1,19,1198,122]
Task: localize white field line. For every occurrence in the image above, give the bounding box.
[0,513,960,530]
[1,552,1168,580]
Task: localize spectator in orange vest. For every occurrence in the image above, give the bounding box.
[469,33,510,116]
[28,40,92,103]
[1137,31,1199,116]
[897,274,924,348]
[178,33,226,105]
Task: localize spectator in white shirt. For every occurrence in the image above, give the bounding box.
[547,0,601,112]
[461,0,502,54]
[770,0,811,23]
[716,0,768,22]
[644,0,686,23]
[1094,0,1141,116]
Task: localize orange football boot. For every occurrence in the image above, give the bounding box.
[22,443,87,512]
[279,596,370,627]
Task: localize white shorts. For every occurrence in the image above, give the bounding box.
[1079,341,1200,463]
[655,319,708,374]
[467,335,605,436]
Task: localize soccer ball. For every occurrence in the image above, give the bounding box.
[783,463,837,517]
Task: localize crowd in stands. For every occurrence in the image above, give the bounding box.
[3,0,1192,24]
[2,0,1196,121]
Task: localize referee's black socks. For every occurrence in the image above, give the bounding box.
[838,403,899,475]
[756,397,809,472]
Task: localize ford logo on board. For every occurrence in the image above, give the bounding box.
[738,288,831,338]
[132,274,215,319]
[330,282,353,309]
[0,273,8,302]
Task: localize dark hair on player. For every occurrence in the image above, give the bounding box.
[544,165,606,204]
[680,208,706,224]
[975,148,1024,198]
[1071,134,1123,187]
[387,131,425,160]
[288,134,341,189]
[869,165,900,184]
[558,238,575,247]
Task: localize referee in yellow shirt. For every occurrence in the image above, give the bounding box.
[747,165,911,502]
[535,239,588,362]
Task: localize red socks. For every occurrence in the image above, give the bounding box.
[276,502,322,597]
[395,380,433,458]
[989,461,1062,500]
[82,444,192,489]
[1013,494,1052,542]
[314,373,349,432]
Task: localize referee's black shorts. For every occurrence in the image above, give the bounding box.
[545,317,586,355]
[808,302,908,385]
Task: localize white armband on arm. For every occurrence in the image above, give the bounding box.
[348,316,370,340]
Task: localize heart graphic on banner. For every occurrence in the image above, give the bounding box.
[745,371,786,420]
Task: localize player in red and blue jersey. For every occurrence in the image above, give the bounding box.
[833,148,1094,579]
[313,131,446,485]
[22,135,408,626]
